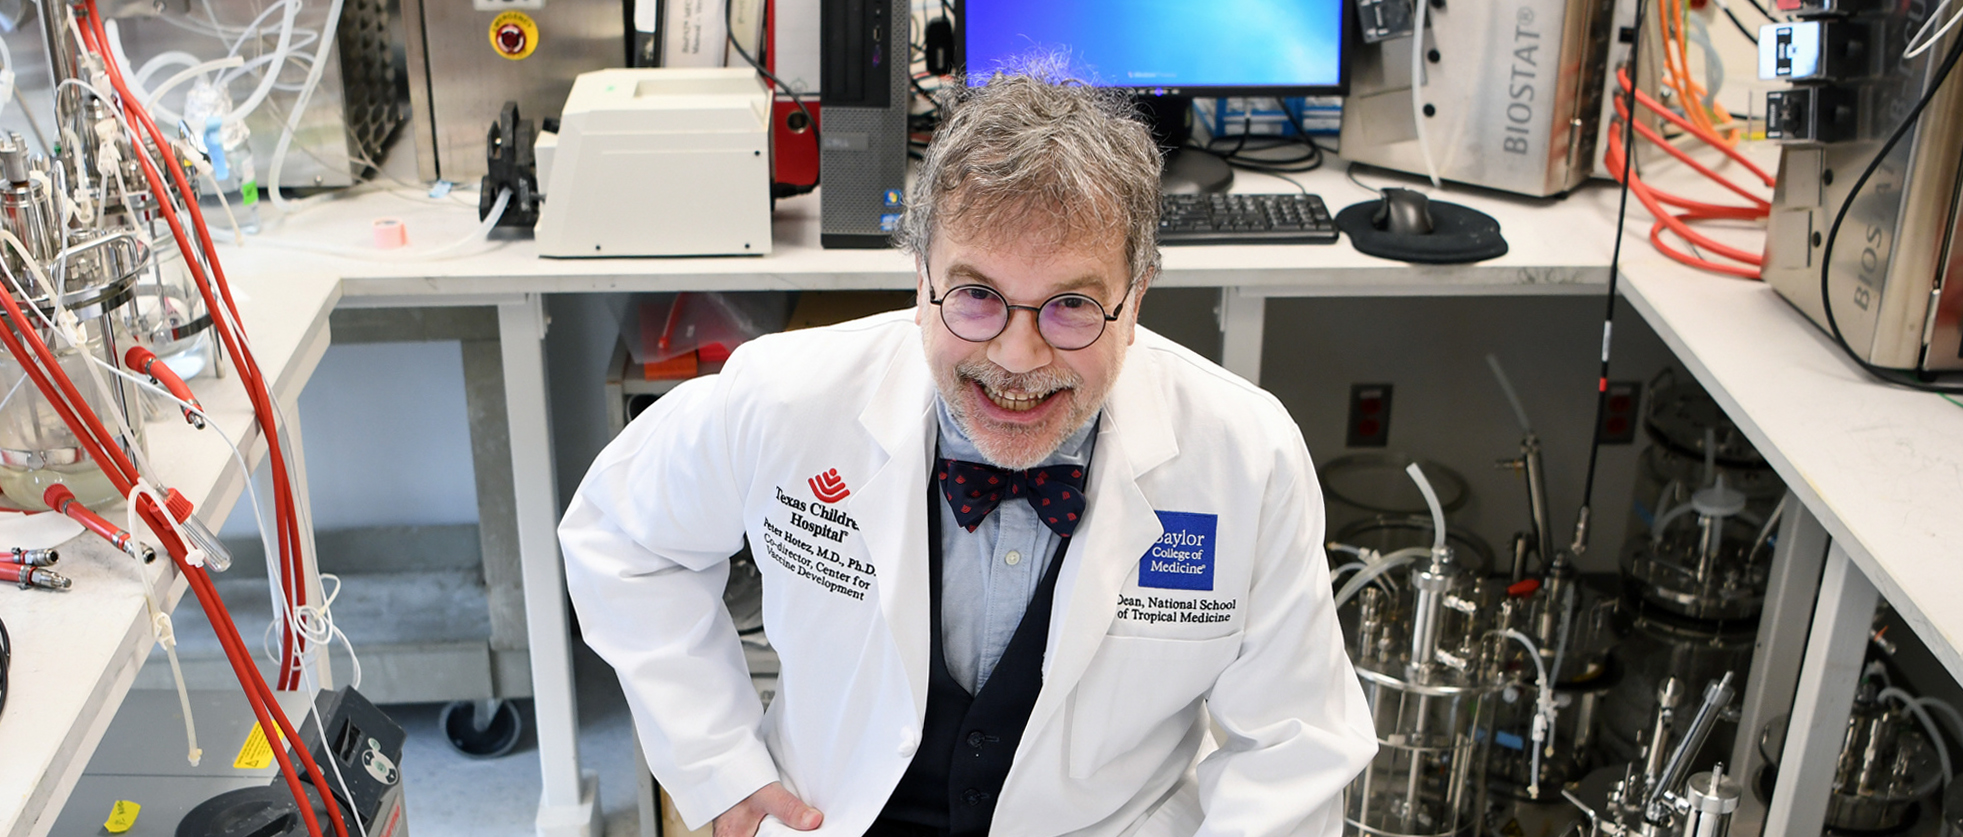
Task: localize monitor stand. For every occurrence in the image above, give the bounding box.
[1160,149,1234,195]
[1135,93,1234,195]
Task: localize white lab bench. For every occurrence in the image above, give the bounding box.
[4,141,1957,837]
[0,270,342,837]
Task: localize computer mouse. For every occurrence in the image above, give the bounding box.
[1371,188,1435,236]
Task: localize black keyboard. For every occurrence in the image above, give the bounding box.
[1158,193,1339,245]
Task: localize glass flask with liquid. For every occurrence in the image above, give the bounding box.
[0,136,150,509]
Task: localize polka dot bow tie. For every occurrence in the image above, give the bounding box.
[937,458,1088,537]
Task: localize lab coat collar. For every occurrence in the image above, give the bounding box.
[1098,345,1179,477]
[1026,345,1177,740]
[850,329,938,725]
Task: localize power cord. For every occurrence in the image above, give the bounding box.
[1817,29,1963,392]
[1718,1,1758,45]
[0,614,10,721]
[1577,0,1650,545]
[724,0,819,196]
[1192,97,1328,176]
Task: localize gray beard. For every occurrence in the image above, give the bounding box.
[939,358,1099,470]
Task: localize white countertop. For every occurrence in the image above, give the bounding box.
[217,163,1618,301]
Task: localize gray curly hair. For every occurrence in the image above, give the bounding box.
[895,64,1164,286]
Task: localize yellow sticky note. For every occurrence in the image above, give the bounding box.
[233,722,285,770]
[103,800,140,833]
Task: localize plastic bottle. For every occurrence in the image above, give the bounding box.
[182,80,260,233]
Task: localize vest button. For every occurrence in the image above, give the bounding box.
[963,788,988,806]
[968,731,985,747]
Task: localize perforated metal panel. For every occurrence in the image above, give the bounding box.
[337,0,404,173]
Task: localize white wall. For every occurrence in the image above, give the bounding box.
[221,341,479,537]
[1257,295,1677,574]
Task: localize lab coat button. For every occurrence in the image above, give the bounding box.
[898,727,919,757]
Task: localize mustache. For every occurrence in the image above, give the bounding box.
[955,359,1080,396]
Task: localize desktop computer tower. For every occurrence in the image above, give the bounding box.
[819,0,910,248]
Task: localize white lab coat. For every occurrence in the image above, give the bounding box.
[561,310,1376,836]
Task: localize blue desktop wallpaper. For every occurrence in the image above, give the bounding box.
[964,0,1345,89]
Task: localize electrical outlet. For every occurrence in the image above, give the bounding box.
[1347,384,1393,448]
[475,0,543,13]
[1597,380,1642,445]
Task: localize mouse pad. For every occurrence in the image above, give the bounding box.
[1336,198,1510,264]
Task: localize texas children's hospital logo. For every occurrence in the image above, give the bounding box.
[809,468,850,503]
[1139,511,1217,590]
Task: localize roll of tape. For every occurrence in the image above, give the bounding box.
[372,218,408,249]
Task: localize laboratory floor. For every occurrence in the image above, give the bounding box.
[392,644,642,837]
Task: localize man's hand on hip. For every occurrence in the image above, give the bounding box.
[714,782,824,837]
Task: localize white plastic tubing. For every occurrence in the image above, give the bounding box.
[1408,0,1442,187]
[102,0,314,196]
[1333,464,1453,608]
[266,0,344,213]
[1406,462,1447,552]
[1878,687,1955,789]
[1334,547,1430,608]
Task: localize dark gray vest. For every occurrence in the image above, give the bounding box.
[867,471,1073,837]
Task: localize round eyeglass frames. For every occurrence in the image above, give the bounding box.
[926,281,1126,351]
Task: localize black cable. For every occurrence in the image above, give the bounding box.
[1722,4,1758,44]
[0,615,11,720]
[1817,31,1963,392]
[1576,0,1649,546]
[909,73,943,113]
[1196,97,1328,176]
[1228,110,1256,159]
[1743,0,1780,23]
[1273,97,1330,172]
[725,0,819,190]
[1202,136,1325,172]
[1344,160,1440,196]
[1268,170,1311,195]
[1346,161,1382,196]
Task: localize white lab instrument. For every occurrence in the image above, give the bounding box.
[534,68,773,258]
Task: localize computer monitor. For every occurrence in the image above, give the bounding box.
[958,0,1351,192]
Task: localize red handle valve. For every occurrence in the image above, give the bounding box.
[125,346,204,428]
[45,484,155,563]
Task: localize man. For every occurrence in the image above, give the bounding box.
[561,71,1375,837]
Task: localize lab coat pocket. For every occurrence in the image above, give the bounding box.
[1067,632,1243,779]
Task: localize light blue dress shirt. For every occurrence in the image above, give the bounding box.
[934,399,1098,694]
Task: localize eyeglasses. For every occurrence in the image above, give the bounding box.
[927,278,1127,351]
